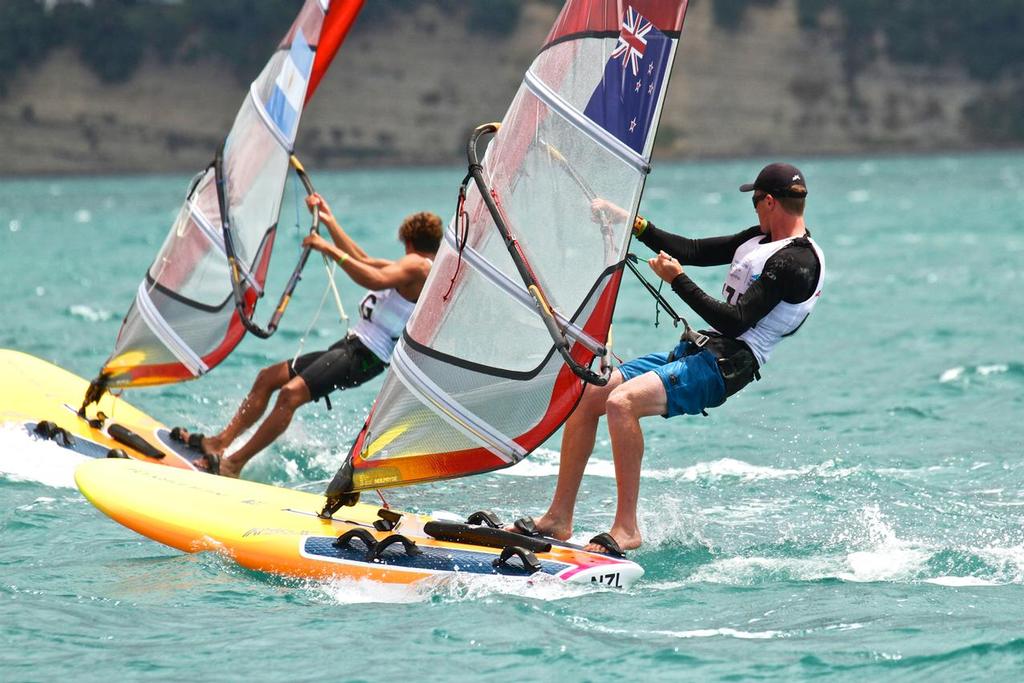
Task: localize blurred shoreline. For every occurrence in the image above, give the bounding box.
[6,146,1024,181]
[2,1,1021,177]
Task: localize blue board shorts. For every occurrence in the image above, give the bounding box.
[617,340,726,418]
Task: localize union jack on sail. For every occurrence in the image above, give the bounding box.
[611,6,653,76]
[584,4,673,155]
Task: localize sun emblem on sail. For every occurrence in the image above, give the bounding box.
[611,6,653,76]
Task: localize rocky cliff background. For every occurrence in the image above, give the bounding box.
[1,0,1021,176]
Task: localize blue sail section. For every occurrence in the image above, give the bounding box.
[265,27,316,145]
[583,9,673,154]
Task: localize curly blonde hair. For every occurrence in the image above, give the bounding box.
[398,211,443,253]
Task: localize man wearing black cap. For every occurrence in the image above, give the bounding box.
[513,163,825,557]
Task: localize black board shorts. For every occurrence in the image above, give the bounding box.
[287,335,386,402]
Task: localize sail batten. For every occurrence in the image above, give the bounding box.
[524,70,649,173]
[391,346,526,463]
[247,83,295,153]
[185,200,263,294]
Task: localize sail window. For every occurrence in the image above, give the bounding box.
[186,200,263,295]
[135,282,209,377]
[390,344,527,463]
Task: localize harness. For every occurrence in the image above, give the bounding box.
[625,253,761,404]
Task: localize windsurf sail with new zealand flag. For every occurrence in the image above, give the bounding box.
[323,1,689,511]
[80,0,363,412]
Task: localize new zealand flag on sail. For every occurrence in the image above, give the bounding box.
[583,6,673,155]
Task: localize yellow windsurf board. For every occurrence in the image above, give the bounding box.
[0,348,208,470]
[75,458,643,587]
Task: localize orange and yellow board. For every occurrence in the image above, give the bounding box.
[75,458,644,587]
[0,349,204,469]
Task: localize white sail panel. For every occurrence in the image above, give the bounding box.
[326,0,690,500]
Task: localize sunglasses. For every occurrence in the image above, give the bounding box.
[752,192,769,208]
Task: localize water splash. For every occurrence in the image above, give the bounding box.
[306,571,599,606]
[501,452,863,484]
[68,305,113,323]
[836,504,932,582]
[0,422,86,489]
[939,362,1019,385]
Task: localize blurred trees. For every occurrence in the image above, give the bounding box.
[710,0,1024,141]
[3,0,1023,88]
[2,0,1023,142]
[709,0,1024,83]
[711,0,778,32]
[0,0,51,95]
[0,0,528,94]
[55,0,149,84]
[185,1,299,80]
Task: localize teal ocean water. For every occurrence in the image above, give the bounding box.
[2,153,1023,680]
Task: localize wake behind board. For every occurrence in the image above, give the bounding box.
[0,349,209,470]
[75,458,643,588]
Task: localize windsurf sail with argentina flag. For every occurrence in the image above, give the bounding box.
[322,1,688,511]
[80,0,364,412]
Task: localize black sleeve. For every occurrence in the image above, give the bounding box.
[636,223,761,267]
[669,243,819,337]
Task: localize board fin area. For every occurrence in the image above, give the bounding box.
[75,458,643,588]
[0,349,209,470]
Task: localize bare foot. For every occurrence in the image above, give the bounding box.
[218,456,242,478]
[584,527,642,555]
[505,513,573,541]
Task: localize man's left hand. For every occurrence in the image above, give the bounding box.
[649,250,683,282]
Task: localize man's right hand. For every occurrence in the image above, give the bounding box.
[591,198,629,224]
[649,250,684,283]
[302,233,334,257]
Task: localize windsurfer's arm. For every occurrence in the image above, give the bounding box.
[637,224,760,267]
[302,234,423,290]
[654,249,815,336]
[306,194,391,267]
[668,272,779,336]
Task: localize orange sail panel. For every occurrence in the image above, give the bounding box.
[337,0,690,493]
[99,0,363,389]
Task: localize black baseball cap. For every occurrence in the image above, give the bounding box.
[739,163,808,197]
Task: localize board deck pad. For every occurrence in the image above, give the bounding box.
[75,458,643,588]
[0,349,204,470]
[301,536,571,576]
[23,422,112,459]
[154,428,216,466]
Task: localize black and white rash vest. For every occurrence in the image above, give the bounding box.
[720,234,825,367]
[351,288,416,363]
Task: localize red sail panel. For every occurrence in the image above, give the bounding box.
[306,0,364,104]
[545,0,688,48]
